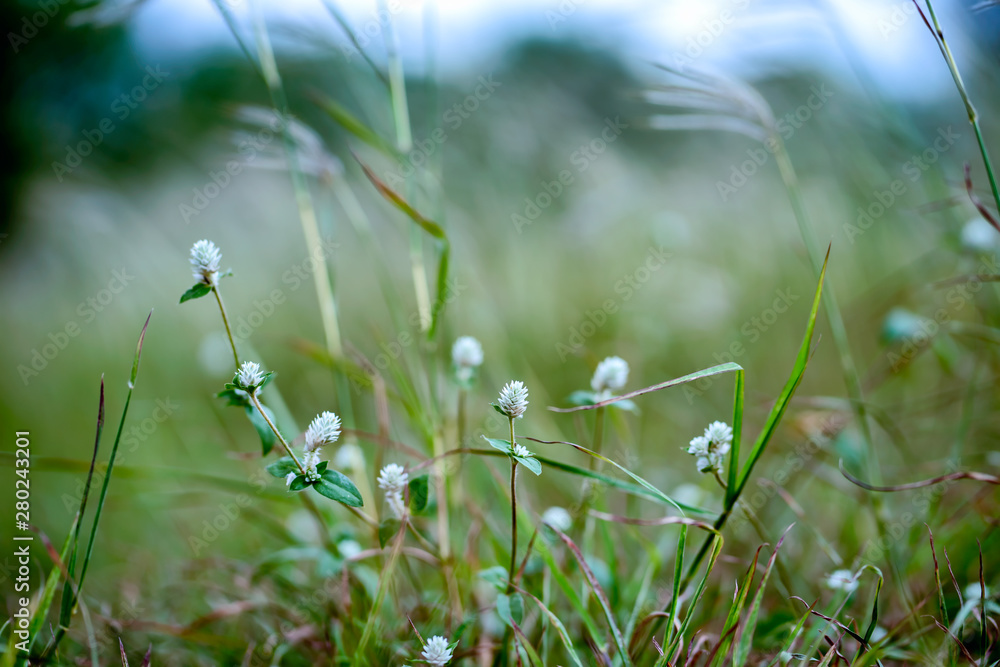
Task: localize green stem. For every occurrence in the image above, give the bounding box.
[212,285,240,370]
[924,0,1000,214]
[248,391,304,474]
[507,417,518,594]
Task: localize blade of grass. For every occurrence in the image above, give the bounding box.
[733,525,794,667]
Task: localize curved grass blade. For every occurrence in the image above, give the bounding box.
[733,525,794,666]
[516,587,586,667]
[732,247,828,500]
[550,525,633,666]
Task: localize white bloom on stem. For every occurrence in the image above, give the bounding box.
[378,463,408,518]
[687,421,733,474]
[542,506,572,532]
[497,380,529,419]
[304,411,341,452]
[421,635,454,666]
[190,239,222,284]
[285,471,297,488]
[824,569,859,593]
[591,356,629,396]
[237,361,266,392]
[512,443,532,458]
[452,336,483,381]
[302,449,322,482]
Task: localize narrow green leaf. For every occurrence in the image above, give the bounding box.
[517,587,586,667]
[734,250,828,498]
[314,469,363,507]
[179,282,212,304]
[245,404,277,456]
[378,519,401,548]
[313,94,398,157]
[733,526,793,666]
[408,475,429,512]
[710,545,763,667]
[496,592,525,627]
[289,475,309,491]
[266,457,298,478]
[483,436,512,454]
[514,456,542,476]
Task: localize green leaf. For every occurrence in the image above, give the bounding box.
[314,94,399,157]
[514,455,542,476]
[245,405,277,456]
[179,282,212,303]
[216,388,250,408]
[316,460,329,474]
[518,588,586,667]
[313,469,364,507]
[496,592,525,627]
[478,566,509,592]
[483,436,512,454]
[378,518,401,548]
[733,249,828,499]
[266,457,298,478]
[491,402,507,416]
[408,475,429,512]
[289,475,309,491]
[733,527,792,667]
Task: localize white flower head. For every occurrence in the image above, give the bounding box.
[421,635,454,666]
[704,421,733,450]
[304,411,341,452]
[591,356,629,394]
[285,471,297,488]
[236,361,266,392]
[377,463,408,494]
[334,443,363,470]
[302,449,323,482]
[452,336,484,382]
[964,583,990,600]
[190,239,222,284]
[961,216,998,254]
[497,380,529,419]
[542,506,572,532]
[686,421,733,474]
[824,569,859,594]
[512,443,532,458]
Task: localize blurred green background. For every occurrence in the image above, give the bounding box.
[2,0,999,662]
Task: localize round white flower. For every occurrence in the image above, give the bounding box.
[542,506,572,532]
[824,569,858,593]
[512,443,532,458]
[377,463,408,494]
[236,361,266,391]
[961,217,998,254]
[421,635,454,666]
[497,380,529,419]
[963,583,990,600]
[452,336,484,381]
[591,356,629,394]
[304,411,341,452]
[687,435,710,457]
[704,421,733,449]
[190,239,222,284]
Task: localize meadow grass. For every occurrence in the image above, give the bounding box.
[3,2,1000,666]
